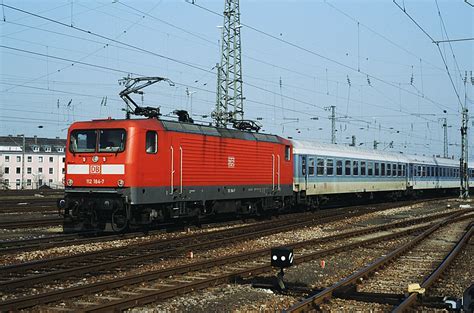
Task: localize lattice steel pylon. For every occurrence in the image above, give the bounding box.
[213,0,244,128]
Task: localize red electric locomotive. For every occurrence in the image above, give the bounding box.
[59,117,294,232]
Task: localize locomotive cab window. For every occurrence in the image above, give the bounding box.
[99,129,126,153]
[146,131,158,154]
[70,130,97,153]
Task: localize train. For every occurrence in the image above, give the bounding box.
[58,117,474,232]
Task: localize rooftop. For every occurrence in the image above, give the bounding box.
[0,135,66,153]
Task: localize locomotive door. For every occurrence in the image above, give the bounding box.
[170,143,183,195]
[272,153,281,191]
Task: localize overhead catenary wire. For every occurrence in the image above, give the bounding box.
[187,1,453,112]
[2,2,451,125]
[0,2,462,154]
[392,0,464,109]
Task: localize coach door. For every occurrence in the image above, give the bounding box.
[301,156,308,190]
[408,163,414,187]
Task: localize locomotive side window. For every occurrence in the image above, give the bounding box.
[146,131,158,154]
[336,160,343,176]
[326,159,334,176]
[285,146,291,161]
[98,129,126,153]
[70,130,97,153]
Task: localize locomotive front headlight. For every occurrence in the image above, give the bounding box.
[117,179,124,187]
[67,179,74,186]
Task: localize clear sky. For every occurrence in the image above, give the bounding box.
[0,0,472,159]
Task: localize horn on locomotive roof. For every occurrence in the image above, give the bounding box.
[119,76,175,119]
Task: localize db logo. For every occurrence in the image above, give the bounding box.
[90,165,101,174]
[227,156,235,168]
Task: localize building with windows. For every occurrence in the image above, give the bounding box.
[0,135,66,189]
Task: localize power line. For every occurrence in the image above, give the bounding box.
[0,45,139,75]
[323,0,445,72]
[393,0,463,109]
[0,3,215,75]
[187,1,454,113]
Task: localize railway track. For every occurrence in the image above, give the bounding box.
[0,198,421,254]
[0,208,361,290]
[286,212,473,312]
[0,217,63,229]
[0,208,468,311]
[0,197,59,214]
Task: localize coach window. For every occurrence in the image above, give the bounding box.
[309,158,315,176]
[381,163,386,176]
[285,146,291,161]
[360,161,366,176]
[375,162,380,176]
[345,160,351,176]
[417,165,421,177]
[146,131,158,154]
[398,164,402,176]
[353,161,359,176]
[316,158,324,176]
[327,159,334,176]
[387,163,391,176]
[368,162,374,176]
[402,164,406,176]
[336,160,343,176]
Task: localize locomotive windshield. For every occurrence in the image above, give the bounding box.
[98,129,126,152]
[70,129,126,153]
